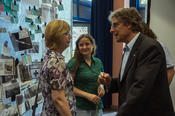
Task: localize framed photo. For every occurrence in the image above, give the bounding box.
[0,56,15,76]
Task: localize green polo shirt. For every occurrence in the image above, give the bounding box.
[67,56,104,110]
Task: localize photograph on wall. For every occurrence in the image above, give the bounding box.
[29,61,41,79]
[0,56,15,76]
[1,40,11,56]
[42,0,51,4]
[16,96,26,116]
[28,96,35,110]
[19,28,30,39]
[0,104,18,116]
[41,4,56,23]
[27,92,43,109]
[37,92,43,104]
[9,32,33,52]
[17,63,32,84]
[30,68,40,79]
[21,0,40,6]
[16,94,24,105]
[0,85,3,100]
[24,83,38,99]
[28,42,39,54]
[21,54,32,66]
[2,81,20,99]
[1,76,13,83]
[24,100,30,111]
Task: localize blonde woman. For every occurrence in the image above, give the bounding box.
[40,20,76,116]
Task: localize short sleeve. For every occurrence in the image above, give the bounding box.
[67,58,76,72]
[99,59,104,72]
[160,42,175,68]
[47,57,68,90]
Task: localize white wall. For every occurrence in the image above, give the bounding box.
[150,0,175,111]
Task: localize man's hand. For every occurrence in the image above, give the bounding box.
[98,72,111,85]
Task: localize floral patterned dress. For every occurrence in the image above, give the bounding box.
[40,50,76,116]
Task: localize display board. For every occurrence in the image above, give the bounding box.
[0,0,72,115]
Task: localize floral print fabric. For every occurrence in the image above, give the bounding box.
[40,50,76,116]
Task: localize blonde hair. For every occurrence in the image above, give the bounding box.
[44,20,70,50]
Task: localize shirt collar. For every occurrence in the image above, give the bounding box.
[47,49,65,59]
[81,56,95,63]
[127,32,140,51]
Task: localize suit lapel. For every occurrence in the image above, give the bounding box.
[120,34,144,82]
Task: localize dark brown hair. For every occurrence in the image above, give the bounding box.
[141,22,157,40]
[72,34,96,75]
[108,8,143,32]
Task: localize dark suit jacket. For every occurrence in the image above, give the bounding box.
[110,34,174,116]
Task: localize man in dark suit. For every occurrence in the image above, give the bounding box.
[98,8,174,116]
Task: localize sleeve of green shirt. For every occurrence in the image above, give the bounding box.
[99,59,104,72]
[96,58,104,72]
[67,58,76,72]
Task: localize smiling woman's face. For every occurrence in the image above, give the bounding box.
[78,37,93,57]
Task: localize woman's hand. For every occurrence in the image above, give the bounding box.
[98,84,105,97]
[87,93,100,104]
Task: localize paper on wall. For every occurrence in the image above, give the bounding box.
[41,3,56,23]
[19,28,29,39]
[21,0,40,7]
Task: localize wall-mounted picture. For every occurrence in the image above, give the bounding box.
[0,85,3,100]
[21,0,40,6]
[41,4,56,23]
[0,56,15,76]
[28,42,39,53]
[9,32,33,52]
[24,83,38,99]
[16,94,26,115]
[37,92,43,104]
[2,81,20,99]
[16,94,24,105]
[0,104,18,116]
[21,54,32,66]
[42,0,51,4]
[17,62,32,85]
[29,61,41,78]
[24,100,30,111]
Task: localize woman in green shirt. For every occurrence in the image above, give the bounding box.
[67,34,105,116]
